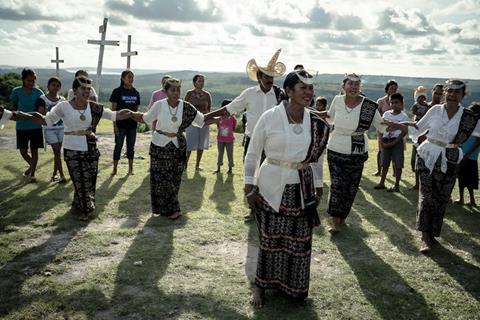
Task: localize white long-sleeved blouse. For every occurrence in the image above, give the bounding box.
[245,103,324,212]
[410,104,480,173]
[44,101,117,151]
[142,99,204,148]
[326,95,386,154]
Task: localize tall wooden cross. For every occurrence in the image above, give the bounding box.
[121,35,138,69]
[50,47,64,77]
[87,18,119,95]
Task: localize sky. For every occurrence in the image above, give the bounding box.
[0,0,479,79]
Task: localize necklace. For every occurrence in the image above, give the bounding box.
[344,96,360,114]
[168,103,179,122]
[77,108,87,121]
[285,105,303,135]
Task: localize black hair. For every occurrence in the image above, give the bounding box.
[384,80,398,93]
[256,70,264,82]
[316,96,327,107]
[72,76,92,90]
[283,70,312,98]
[294,64,304,70]
[390,92,403,104]
[74,69,88,77]
[164,78,181,91]
[21,68,35,80]
[468,102,480,115]
[221,99,232,107]
[120,70,134,86]
[193,74,204,84]
[432,83,444,91]
[47,77,62,87]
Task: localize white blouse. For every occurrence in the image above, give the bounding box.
[225,85,278,137]
[411,104,480,173]
[327,95,386,154]
[142,99,204,148]
[44,101,117,151]
[0,108,13,129]
[245,103,324,212]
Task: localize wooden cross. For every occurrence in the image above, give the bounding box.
[87,18,119,95]
[50,47,64,77]
[121,35,138,69]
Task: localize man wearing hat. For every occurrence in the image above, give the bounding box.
[205,49,287,220]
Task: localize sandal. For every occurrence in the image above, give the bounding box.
[387,187,400,193]
[58,177,67,184]
[373,184,386,190]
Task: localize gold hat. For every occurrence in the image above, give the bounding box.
[246,49,286,81]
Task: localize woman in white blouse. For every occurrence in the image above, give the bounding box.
[325,74,398,233]
[244,70,329,306]
[5,77,132,220]
[132,78,216,220]
[402,79,480,253]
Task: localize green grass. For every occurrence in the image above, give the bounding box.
[0,136,479,320]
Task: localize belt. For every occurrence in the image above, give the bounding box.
[64,130,92,136]
[155,130,178,138]
[427,138,458,149]
[266,158,308,170]
[351,131,365,136]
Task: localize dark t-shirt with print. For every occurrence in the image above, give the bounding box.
[109,86,140,128]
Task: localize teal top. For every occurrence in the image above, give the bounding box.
[10,86,44,130]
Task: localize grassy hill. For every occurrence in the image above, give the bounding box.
[1,67,479,111]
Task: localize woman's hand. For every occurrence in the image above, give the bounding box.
[245,184,259,209]
[315,187,323,206]
[113,122,119,136]
[131,112,144,123]
[116,109,133,120]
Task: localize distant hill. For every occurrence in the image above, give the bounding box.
[1,67,479,111]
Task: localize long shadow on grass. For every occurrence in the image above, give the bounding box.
[429,245,480,301]
[332,229,438,320]
[0,172,128,315]
[117,175,150,228]
[111,217,248,319]
[180,170,206,213]
[0,211,89,315]
[354,182,419,255]
[209,173,236,214]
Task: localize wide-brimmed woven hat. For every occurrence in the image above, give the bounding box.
[246,49,286,81]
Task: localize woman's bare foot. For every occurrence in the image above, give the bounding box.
[23,168,31,177]
[111,169,117,176]
[467,201,477,207]
[453,199,464,205]
[127,170,134,175]
[168,211,182,220]
[250,287,265,307]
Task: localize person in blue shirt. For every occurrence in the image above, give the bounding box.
[455,102,480,206]
[10,68,44,183]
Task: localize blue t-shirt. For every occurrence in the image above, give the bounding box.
[461,135,480,160]
[10,87,44,130]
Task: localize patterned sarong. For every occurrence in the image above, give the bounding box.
[327,150,368,219]
[254,184,313,300]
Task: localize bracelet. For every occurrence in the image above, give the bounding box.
[245,189,256,198]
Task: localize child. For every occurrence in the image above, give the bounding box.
[214,99,236,174]
[410,86,430,189]
[37,77,66,183]
[374,93,410,192]
[455,102,480,206]
[315,96,327,112]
